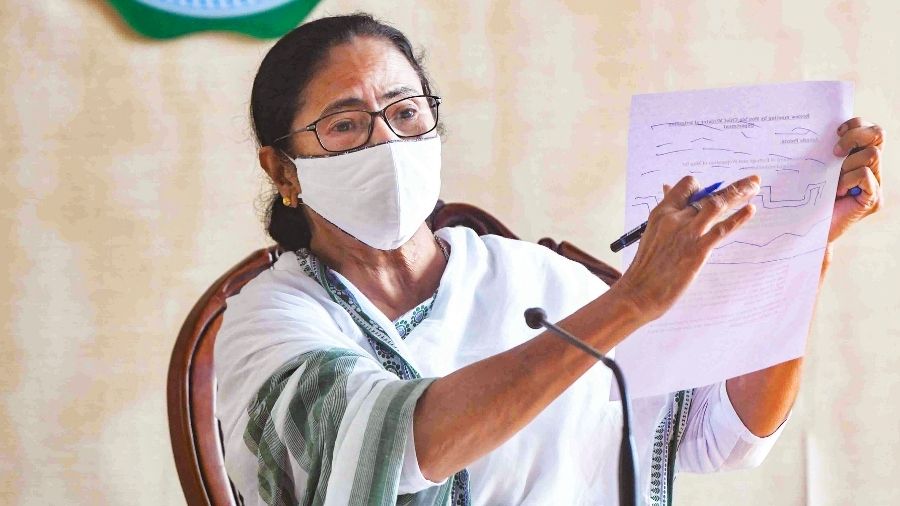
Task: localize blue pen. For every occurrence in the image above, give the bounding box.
[687,181,724,205]
[610,181,724,253]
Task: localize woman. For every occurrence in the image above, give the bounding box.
[214,14,885,506]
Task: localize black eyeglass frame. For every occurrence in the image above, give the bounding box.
[273,94,442,154]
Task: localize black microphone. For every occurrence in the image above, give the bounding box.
[524,307,639,506]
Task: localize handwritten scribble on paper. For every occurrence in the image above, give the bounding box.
[614,81,853,401]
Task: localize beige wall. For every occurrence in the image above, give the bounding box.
[2,1,898,504]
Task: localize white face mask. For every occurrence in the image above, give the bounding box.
[288,136,442,251]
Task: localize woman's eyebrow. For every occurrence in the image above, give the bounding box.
[318,86,421,117]
[382,85,420,100]
[319,97,367,117]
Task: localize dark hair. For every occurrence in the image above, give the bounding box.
[250,13,434,251]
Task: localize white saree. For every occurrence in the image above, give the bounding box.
[215,226,786,506]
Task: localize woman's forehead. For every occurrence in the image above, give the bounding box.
[300,37,423,118]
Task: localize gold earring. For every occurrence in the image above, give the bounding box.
[282,196,291,206]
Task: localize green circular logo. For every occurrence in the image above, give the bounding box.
[107,0,322,39]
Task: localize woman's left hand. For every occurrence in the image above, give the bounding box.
[830,117,886,243]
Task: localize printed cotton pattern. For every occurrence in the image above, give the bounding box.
[395,297,436,339]
[285,249,470,504]
[648,389,694,506]
[243,348,442,505]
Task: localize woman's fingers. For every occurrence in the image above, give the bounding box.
[618,176,760,320]
[659,176,700,210]
[827,117,886,243]
[700,204,757,249]
[841,145,882,182]
[836,117,870,136]
[837,166,881,207]
[834,122,885,156]
[687,176,760,232]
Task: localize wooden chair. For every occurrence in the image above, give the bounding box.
[166,201,622,505]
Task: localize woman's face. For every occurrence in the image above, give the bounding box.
[287,36,426,157]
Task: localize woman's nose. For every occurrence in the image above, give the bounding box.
[368,115,399,145]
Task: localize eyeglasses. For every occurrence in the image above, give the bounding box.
[274,94,441,153]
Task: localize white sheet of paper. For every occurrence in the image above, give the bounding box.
[612,81,853,400]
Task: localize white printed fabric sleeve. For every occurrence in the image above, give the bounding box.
[676,381,788,473]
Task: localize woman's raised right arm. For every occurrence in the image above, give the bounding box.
[413,175,761,482]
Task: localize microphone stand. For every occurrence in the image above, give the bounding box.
[524,307,638,506]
